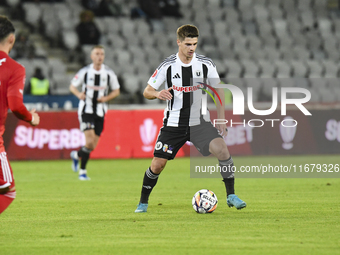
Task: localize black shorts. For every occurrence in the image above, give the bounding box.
[153,121,222,160]
[79,113,104,136]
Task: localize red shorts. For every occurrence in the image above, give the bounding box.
[0,152,16,199]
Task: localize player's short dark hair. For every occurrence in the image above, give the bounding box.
[0,15,15,42]
[177,24,199,42]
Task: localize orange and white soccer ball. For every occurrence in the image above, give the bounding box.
[192,189,218,213]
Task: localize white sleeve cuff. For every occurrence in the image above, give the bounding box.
[0,183,11,189]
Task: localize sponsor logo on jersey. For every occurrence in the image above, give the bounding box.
[172,84,204,92]
[86,85,105,91]
[173,73,181,79]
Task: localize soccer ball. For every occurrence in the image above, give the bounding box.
[192,189,218,213]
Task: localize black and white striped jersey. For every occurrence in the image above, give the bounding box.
[71,63,120,117]
[148,53,220,127]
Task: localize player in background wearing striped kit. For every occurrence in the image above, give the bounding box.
[69,45,120,180]
[0,15,40,214]
[135,24,246,213]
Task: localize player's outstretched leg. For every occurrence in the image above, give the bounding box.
[220,157,246,210]
[135,167,160,213]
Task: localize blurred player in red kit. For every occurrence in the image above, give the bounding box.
[0,15,40,214]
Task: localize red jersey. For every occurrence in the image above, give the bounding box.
[0,51,30,152]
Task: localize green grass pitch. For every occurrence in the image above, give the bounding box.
[1,156,339,255]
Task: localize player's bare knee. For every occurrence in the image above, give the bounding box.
[151,159,167,174]
[151,164,164,174]
[218,146,230,160]
[210,144,230,160]
[85,138,96,150]
[88,143,96,150]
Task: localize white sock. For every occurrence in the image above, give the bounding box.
[79,169,87,175]
[72,151,79,160]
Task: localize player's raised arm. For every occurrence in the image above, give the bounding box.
[143,84,172,100]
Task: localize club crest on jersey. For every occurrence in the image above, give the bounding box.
[196,70,201,77]
[155,141,163,150]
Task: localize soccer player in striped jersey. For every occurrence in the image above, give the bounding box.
[135,24,246,212]
[69,45,120,180]
[0,15,40,214]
